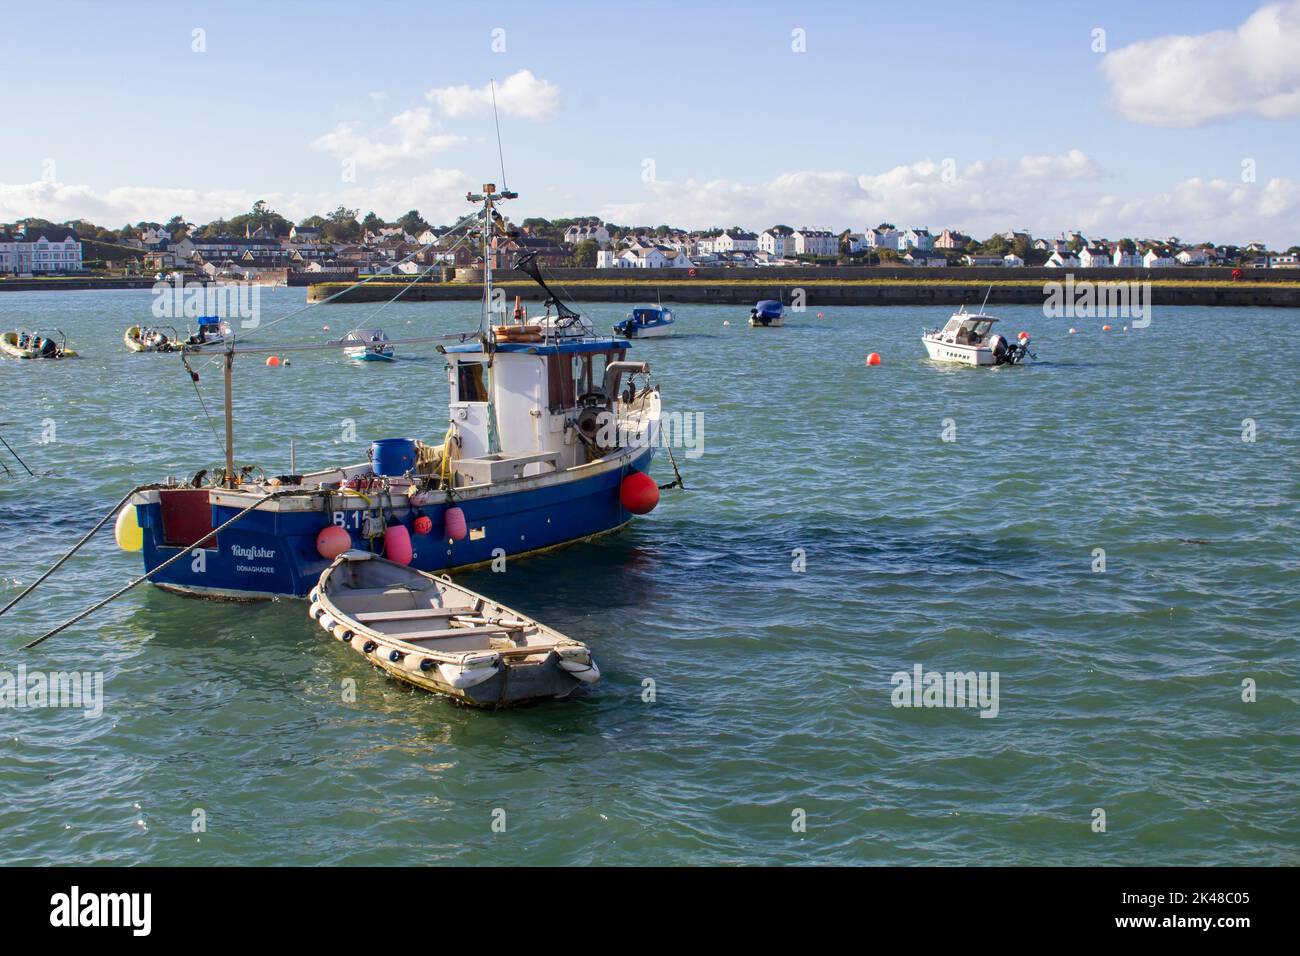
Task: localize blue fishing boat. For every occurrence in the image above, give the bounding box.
[114,184,673,600]
[749,300,784,327]
[613,305,674,339]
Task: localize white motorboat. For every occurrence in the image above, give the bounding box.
[922,306,1031,366]
[342,328,396,362]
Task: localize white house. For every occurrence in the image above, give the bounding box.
[713,229,759,253]
[1142,248,1176,268]
[1079,245,1111,268]
[1002,253,1024,267]
[614,245,692,269]
[843,232,868,253]
[866,227,899,249]
[900,228,934,251]
[1112,247,1141,267]
[904,249,947,267]
[759,228,793,257]
[792,228,837,257]
[1045,250,1081,268]
[962,254,1004,267]
[1267,253,1298,268]
[1175,248,1209,266]
[563,223,611,247]
[596,249,619,268]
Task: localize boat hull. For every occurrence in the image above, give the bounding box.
[132,447,654,599]
[922,337,994,365]
[359,644,583,706]
[615,321,674,338]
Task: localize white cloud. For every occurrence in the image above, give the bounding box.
[310,108,464,169]
[426,70,560,119]
[598,152,1104,236]
[1101,0,1300,127]
[1017,149,1101,181]
[0,169,476,228]
[1077,176,1300,244]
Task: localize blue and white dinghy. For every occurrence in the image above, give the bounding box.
[614,305,674,339]
[342,328,396,362]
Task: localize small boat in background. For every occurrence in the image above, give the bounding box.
[1,328,77,359]
[614,305,674,338]
[184,316,233,347]
[311,551,600,707]
[124,324,181,353]
[922,305,1031,366]
[342,328,396,362]
[749,300,784,327]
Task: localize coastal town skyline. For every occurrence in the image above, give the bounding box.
[4,1,1300,246]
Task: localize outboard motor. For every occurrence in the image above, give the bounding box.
[989,334,1008,362]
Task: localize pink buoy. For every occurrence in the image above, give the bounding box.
[444,506,467,541]
[316,525,351,560]
[619,471,659,514]
[385,524,413,565]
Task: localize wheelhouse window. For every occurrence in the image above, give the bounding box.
[546,349,628,409]
[456,361,489,402]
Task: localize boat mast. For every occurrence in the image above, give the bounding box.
[223,349,236,487]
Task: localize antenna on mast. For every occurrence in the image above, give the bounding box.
[490,79,508,192]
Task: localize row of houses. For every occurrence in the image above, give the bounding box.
[0,227,84,274]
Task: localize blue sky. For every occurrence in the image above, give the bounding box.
[3,0,1300,245]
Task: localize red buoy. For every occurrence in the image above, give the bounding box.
[316,525,351,560]
[444,506,467,541]
[385,524,413,565]
[413,515,433,535]
[620,471,659,514]
[266,355,280,367]
[866,352,881,366]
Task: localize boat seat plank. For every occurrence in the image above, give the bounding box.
[400,626,511,643]
[340,586,430,597]
[354,607,467,623]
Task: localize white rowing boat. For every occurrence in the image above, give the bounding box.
[310,551,600,706]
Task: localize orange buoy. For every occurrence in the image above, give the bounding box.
[866,352,881,366]
[266,355,280,367]
[620,471,659,514]
[1102,325,1111,332]
[413,515,433,535]
[316,525,351,559]
[444,506,467,542]
[384,525,413,565]
[1018,331,1029,341]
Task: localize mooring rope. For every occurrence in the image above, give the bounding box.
[0,483,167,618]
[22,487,312,650]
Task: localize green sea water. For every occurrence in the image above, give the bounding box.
[0,288,1296,865]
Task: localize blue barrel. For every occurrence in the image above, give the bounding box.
[371,438,417,477]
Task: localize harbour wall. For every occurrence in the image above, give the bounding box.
[307,274,1300,308]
